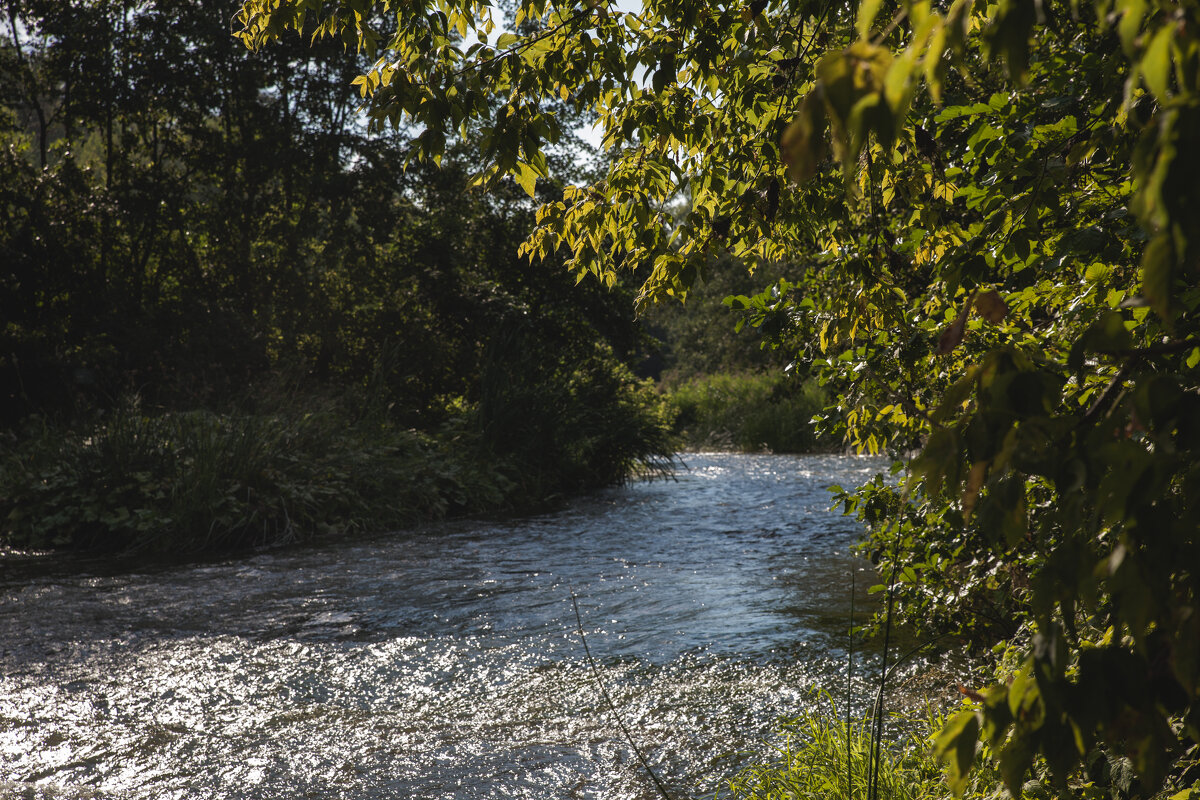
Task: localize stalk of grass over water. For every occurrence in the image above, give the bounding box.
[571,594,676,800]
[847,566,855,800]
[868,554,902,800]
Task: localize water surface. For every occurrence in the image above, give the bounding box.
[1,453,910,799]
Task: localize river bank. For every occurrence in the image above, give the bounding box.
[663,372,833,454]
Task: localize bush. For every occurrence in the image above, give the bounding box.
[0,343,680,554]
[478,329,676,501]
[666,372,828,453]
[0,401,516,554]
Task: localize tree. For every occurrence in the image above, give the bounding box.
[1,0,375,416]
[234,0,1200,794]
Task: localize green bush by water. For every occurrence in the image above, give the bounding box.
[0,402,519,554]
[479,332,676,498]
[0,345,676,555]
[667,372,829,453]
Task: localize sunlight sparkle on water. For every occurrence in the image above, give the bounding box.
[0,453,908,800]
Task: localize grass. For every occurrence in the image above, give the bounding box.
[665,372,830,453]
[719,698,1007,800]
[722,704,946,800]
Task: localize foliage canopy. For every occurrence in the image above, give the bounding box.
[236,0,1200,794]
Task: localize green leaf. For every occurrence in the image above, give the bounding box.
[933,710,980,797]
[856,0,884,39]
[652,66,671,95]
[1140,25,1173,101]
[932,366,980,423]
[999,733,1037,797]
[1081,310,1134,355]
[1142,234,1175,320]
[1117,0,1148,53]
[780,91,827,184]
[513,161,538,198]
[910,427,961,498]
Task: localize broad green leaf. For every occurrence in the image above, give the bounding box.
[514,161,538,197]
[999,733,1037,797]
[1117,0,1148,54]
[781,91,827,184]
[932,365,981,423]
[856,0,884,39]
[933,710,980,797]
[1141,234,1174,320]
[1141,25,1174,100]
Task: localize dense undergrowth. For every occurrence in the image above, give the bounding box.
[665,371,830,453]
[723,709,961,800]
[1,358,673,555]
[721,701,1010,800]
[1,405,486,554]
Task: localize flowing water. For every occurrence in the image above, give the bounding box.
[0,453,937,800]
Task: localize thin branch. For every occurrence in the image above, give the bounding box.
[1081,359,1133,426]
[444,3,599,81]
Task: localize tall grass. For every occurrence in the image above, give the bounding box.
[722,704,955,800]
[666,372,829,453]
[720,697,1014,800]
[722,547,1001,800]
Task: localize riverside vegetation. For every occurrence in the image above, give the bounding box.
[236,0,1200,797]
[0,2,674,554]
[722,707,997,800]
[665,371,828,453]
[645,259,834,453]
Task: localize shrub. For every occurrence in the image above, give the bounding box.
[721,701,1003,800]
[478,330,676,501]
[666,372,828,453]
[0,401,515,554]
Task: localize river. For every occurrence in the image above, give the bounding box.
[0,452,932,799]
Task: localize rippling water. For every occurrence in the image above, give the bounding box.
[1,453,911,799]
